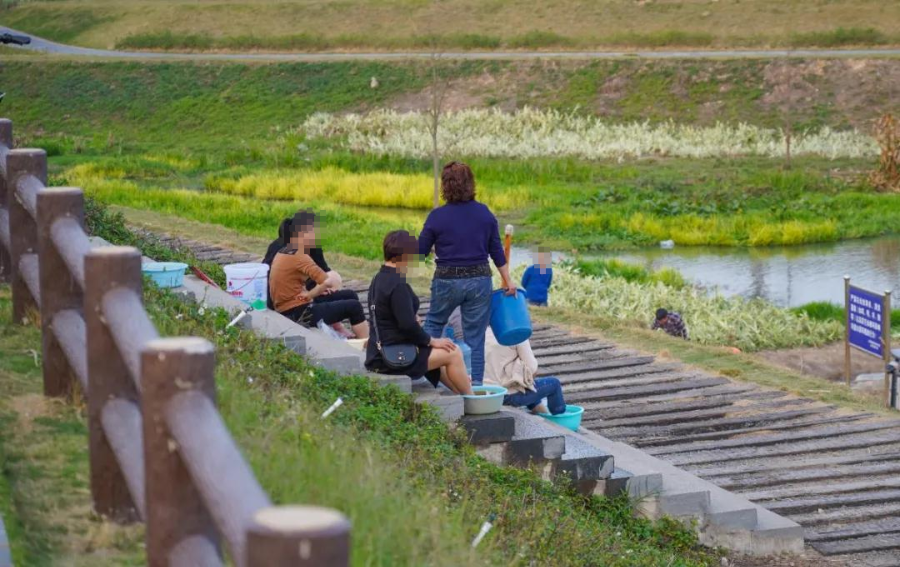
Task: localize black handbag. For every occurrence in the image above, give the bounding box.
[369,274,418,371]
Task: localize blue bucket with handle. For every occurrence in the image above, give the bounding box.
[490,288,532,346]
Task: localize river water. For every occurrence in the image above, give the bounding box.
[510,236,900,308]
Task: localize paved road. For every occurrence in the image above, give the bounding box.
[4,26,900,61]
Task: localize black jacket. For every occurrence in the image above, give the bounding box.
[366,265,431,362]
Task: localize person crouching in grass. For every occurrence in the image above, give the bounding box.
[269,210,369,339]
[652,308,689,340]
[522,248,553,307]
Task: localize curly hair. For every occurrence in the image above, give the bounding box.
[440,161,476,203]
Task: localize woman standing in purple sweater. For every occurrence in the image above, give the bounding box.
[419,162,516,385]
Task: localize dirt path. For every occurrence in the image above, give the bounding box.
[5,26,900,61]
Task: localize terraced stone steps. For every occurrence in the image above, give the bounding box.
[636,413,870,447]
[142,230,900,561]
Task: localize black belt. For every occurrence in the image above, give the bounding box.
[434,263,491,280]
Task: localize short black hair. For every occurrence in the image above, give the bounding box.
[383,230,418,261]
[291,210,316,235]
[655,308,669,321]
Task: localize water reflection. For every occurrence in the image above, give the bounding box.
[509,237,900,308]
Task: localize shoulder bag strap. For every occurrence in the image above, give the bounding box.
[368,273,384,352]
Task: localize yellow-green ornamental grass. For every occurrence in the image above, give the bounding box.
[204,167,531,212]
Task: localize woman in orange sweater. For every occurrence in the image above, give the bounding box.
[269,211,369,339]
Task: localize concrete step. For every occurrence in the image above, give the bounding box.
[806,517,900,543]
[538,355,655,377]
[637,412,869,448]
[460,411,516,445]
[603,468,635,498]
[474,408,567,468]
[812,533,900,556]
[789,502,900,527]
[576,429,802,555]
[534,416,615,486]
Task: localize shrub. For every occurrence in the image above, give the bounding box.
[300,108,877,160]
[510,265,842,351]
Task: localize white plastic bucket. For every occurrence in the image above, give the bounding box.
[224,263,270,310]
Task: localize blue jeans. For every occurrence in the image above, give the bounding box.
[424,276,492,384]
[504,377,566,415]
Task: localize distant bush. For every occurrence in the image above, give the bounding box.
[789,27,888,47]
[507,265,842,351]
[793,301,900,330]
[574,258,687,289]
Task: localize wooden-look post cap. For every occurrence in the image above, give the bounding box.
[253,506,350,535]
[144,337,215,356]
[247,505,351,565]
[41,186,83,197]
[87,245,141,258]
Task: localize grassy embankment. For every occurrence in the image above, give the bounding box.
[4,59,896,254]
[0,202,717,567]
[3,58,896,349]
[5,0,900,51]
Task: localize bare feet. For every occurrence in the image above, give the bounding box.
[531,403,549,415]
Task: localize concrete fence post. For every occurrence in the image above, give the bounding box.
[6,148,45,322]
[141,337,221,567]
[246,506,351,567]
[36,188,85,398]
[85,246,143,523]
[0,119,12,283]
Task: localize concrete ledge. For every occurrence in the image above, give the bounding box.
[361,371,412,394]
[504,409,566,464]
[411,381,464,423]
[460,412,516,445]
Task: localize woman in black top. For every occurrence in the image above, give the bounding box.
[366,230,473,395]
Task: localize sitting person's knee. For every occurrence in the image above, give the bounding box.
[348,301,365,325]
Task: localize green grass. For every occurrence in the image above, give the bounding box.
[57,149,899,253]
[573,258,687,288]
[792,301,900,330]
[3,58,898,254]
[0,289,144,566]
[789,27,890,47]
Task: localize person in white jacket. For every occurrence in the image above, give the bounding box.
[484,327,567,415]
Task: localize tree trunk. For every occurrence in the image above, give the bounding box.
[431,105,440,209]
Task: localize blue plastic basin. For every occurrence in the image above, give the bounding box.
[490,288,532,346]
[142,262,188,289]
[538,405,585,432]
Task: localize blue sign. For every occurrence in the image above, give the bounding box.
[848,286,885,358]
